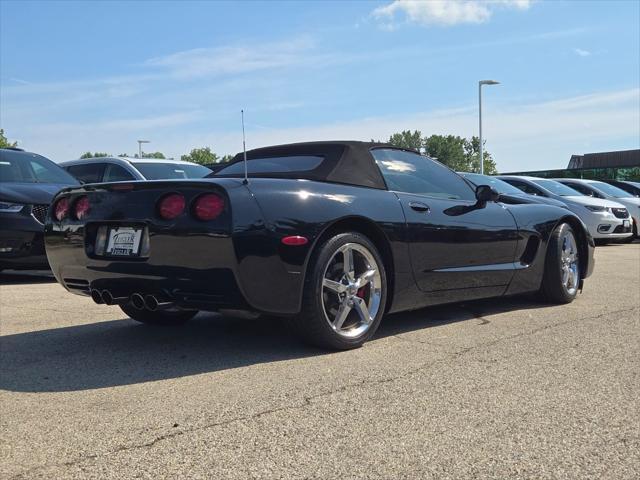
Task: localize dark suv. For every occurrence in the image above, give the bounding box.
[0,148,78,271]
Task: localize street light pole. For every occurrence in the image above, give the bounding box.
[137,140,150,159]
[478,80,499,175]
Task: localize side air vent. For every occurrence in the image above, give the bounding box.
[520,236,540,266]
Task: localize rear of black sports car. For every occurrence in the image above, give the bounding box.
[44,177,318,317]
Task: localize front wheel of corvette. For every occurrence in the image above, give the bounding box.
[540,223,580,304]
[120,304,198,326]
[290,232,387,350]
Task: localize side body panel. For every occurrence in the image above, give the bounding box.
[394,192,519,306]
[242,179,417,314]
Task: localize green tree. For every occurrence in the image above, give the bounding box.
[423,135,469,171]
[181,147,233,165]
[462,136,498,175]
[181,147,220,165]
[387,130,423,151]
[80,152,110,159]
[0,129,18,148]
[385,131,500,174]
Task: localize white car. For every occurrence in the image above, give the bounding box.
[60,157,212,183]
[554,178,640,240]
[498,176,633,243]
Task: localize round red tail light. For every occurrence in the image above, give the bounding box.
[158,193,185,220]
[74,196,90,220]
[54,197,70,221]
[193,193,224,221]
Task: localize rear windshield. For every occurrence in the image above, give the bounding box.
[215,155,324,175]
[532,179,581,197]
[0,150,78,184]
[132,162,211,180]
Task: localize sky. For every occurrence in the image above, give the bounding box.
[1,0,639,172]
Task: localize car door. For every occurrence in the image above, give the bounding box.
[371,149,519,301]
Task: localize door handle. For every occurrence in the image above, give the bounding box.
[408,201,430,213]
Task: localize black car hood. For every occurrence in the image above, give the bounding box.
[0,182,75,204]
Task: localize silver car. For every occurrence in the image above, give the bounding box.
[553,178,640,239]
[60,157,212,183]
[498,176,633,243]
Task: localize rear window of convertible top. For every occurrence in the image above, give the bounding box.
[215,155,324,175]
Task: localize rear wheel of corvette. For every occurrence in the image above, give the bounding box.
[120,304,198,326]
[540,223,580,304]
[290,232,387,350]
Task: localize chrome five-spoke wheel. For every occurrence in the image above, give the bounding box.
[541,222,581,304]
[321,243,382,338]
[560,230,579,295]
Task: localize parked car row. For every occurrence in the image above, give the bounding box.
[1,147,638,274]
[3,142,638,348]
[462,172,638,243]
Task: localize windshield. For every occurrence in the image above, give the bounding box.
[132,162,211,180]
[532,179,581,196]
[590,181,633,198]
[462,173,524,195]
[0,150,78,184]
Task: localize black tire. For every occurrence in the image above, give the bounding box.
[288,232,388,350]
[120,304,198,326]
[539,223,580,304]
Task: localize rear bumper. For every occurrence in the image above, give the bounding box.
[45,226,251,311]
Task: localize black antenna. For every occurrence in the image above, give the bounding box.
[241,109,248,185]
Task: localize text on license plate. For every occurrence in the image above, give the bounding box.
[106,227,143,256]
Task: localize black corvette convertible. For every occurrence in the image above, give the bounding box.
[44,141,594,349]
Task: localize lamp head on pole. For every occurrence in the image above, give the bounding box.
[479,80,500,86]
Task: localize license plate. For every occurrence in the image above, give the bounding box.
[623,220,630,228]
[105,227,143,256]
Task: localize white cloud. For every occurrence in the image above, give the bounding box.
[573,48,591,57]
[144,37,317,79]
[372,0,533,28]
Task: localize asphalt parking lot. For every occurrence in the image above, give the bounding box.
[1,242,639,479]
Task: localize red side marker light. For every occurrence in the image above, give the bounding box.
[158,193,185,220]
[281,235,309,246]
[54,197,70,221]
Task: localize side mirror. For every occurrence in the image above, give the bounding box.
[475,185,500,204]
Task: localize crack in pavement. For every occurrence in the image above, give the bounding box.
[9,305,639,479]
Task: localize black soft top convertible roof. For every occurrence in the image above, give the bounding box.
[212,141,408,190]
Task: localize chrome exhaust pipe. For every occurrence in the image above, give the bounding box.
[90,289,104,305]
[144,294,174,311]
[130,293,145,310]
[101,290,128,306]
